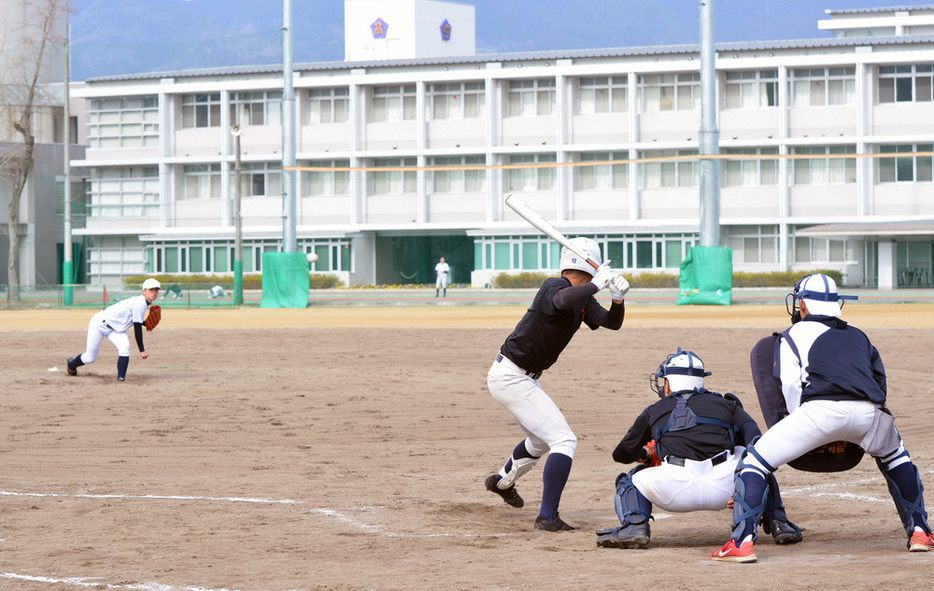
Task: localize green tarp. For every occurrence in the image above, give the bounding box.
[676,246,733,306]
[260,252,310,308]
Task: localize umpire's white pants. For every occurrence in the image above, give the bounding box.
[633,454,738,513]
[487,354,577,458]
[80,311,131,364]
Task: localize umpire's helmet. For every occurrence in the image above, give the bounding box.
[559,237,602,276]
[650,347,711,398]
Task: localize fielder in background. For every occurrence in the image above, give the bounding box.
[67,278,162,382]
[435,256,450,297]
[715,273,933,562]
[597,348,801,552]
[484,237,630,531]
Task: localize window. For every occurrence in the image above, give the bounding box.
[183,164,221,199]
[88,167,160,218]
[579,76,628,114]
[639,73,700,112]
[791,146,857,185]
[726,225,779,264]
[303,239,352,272]
[307,88,349,123]
[576,152,629,189]
[641,150,698,188]
[232,163,281,197]
[302,160,350,196]
[507,79,556,116]
[724,70,778,108]
[723,148,778,186]
[371,158,417,194]
[87,96,159,148]
[793,234,854,264]
[507,154,556,191]
[428,156,486,193]
[427,82,485,119]
[879,64,934,103]
[790,67,855,106]
[230,91,282,126]
[182,93,222,128]
[879,144,934,183]
[372,85,416,121]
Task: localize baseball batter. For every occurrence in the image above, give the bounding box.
[484,237,630,531]
[596,348,801,550]
[67,278,161,381]
[715,273,933,562]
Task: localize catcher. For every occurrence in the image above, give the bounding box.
[67,278,162,381]
[596,347,801,553]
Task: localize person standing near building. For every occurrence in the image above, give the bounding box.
[714,273,933,562]
[435,256,451,297]
[67,278,161,381]
[484,237,630,531]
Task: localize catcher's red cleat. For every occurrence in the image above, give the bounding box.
[909,529,934,552]
[711,540,757,563]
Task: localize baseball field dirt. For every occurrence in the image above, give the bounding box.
[1,303,932,590]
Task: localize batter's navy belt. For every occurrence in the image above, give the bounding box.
[496,353,543,380]
[666,450,729,467]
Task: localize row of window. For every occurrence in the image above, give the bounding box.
[86,145,933,212]
[148,239,352,274]
[85,63,934,143]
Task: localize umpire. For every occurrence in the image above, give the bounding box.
[716,273,933,563]
[598,347,801,552]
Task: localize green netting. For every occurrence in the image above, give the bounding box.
[260,253,310,308]
[676,246,733,306]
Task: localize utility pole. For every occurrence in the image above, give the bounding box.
[281,0,297,252]
[232,125,243,305]
[699,0,720,247]
[63,7,73,305]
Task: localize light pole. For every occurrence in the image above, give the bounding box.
[63,6,73,305]
[231,124,243,305]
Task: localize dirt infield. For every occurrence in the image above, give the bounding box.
[2,304,933,590]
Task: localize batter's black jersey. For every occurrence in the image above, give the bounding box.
[500,276,624,374]
[612,390,759,463]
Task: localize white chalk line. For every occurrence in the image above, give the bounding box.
[0,490,301,504]
[0,572,300,591]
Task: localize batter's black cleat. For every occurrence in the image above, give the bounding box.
[763,517,803,545]
[66,357,77,377]
[485,474,524,508]
[596,522,651,549]
[534,513,579,532]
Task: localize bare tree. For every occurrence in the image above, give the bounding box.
[0,0,66,304]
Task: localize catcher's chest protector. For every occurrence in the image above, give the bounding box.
[749,333,864,472]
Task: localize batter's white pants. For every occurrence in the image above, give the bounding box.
[750,399,905,472]
[487,354,577,458]
[633,454,738,513]
[80,311,131,364]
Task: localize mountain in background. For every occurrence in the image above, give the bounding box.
[70,0,916,81]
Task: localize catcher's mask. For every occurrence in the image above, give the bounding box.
[785,273,857,322]
[650,347,711,398]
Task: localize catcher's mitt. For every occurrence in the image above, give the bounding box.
[144,305,162,331]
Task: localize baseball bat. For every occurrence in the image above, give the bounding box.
[504,194,600,270]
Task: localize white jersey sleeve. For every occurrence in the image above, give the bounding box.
[101,294,149,332]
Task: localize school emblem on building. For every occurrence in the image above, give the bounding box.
[371,18,388,39]
[440,19,452,41]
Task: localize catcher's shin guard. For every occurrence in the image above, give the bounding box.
[877,454,931,539]
[731,466,769,543]
[614,466,653,528]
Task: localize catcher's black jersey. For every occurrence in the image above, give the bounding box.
[500,276,623,374]
[613,390,758,463]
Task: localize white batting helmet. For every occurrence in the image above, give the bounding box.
[650,347,710,397]
[559,237,601,275]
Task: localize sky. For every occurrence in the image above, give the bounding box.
[68,0,931,81]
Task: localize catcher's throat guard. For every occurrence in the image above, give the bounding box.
[749,334,864,472]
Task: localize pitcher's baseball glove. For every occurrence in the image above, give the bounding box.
[144,305,162,331]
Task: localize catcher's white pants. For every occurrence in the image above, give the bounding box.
[749,399,904,471]
[487,354,577,458]
[80,311,131,364]
[633,454,738,513]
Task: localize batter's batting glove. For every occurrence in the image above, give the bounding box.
[607,274,630,300]
[590,262,613,291]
